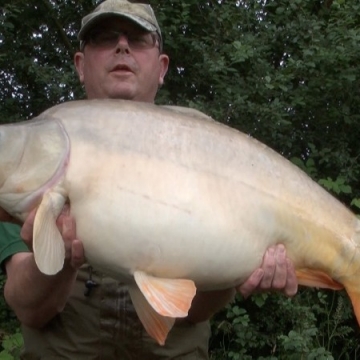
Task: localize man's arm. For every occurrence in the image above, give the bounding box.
[3,213,85,328]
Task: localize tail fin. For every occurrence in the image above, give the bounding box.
[346,219,360,326]
[346,289,360,326]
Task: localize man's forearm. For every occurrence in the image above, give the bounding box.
[4,252,77,327]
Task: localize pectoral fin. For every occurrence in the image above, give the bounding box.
[296,268,343,290]
[134,270,196,318]
[33,190,67,275]
[128,285,175,345]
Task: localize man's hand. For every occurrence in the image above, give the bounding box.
[4,206,85,327]
[237,244,298,298]
[20,206,85,270]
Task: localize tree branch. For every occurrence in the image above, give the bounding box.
[40,0,75,54]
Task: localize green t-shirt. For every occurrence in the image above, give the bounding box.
[0,222,29,268]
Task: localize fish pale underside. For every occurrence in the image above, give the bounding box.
[0,99,360,345]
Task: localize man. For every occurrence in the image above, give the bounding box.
[0,1,298,359]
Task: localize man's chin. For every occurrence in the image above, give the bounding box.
[107,88,136,101]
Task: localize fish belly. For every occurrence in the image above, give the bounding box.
[65,142,298,290]
[48,100,358,290]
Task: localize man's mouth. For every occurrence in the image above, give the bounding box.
[111,64,133,73]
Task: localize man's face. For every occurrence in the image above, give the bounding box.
[74,18,169,102]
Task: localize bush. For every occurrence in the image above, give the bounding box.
[210,289,360,359]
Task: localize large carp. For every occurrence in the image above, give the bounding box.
[0,99,359,345]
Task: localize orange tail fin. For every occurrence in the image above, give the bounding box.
[347,290,360,326]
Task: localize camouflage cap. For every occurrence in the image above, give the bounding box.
[78,0,162,49]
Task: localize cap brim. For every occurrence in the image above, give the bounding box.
[78,12,157,40]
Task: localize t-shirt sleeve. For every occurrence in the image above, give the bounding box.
[0,222,30,268]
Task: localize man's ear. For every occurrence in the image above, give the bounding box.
[158,54,169,86]
[74,51,85,83]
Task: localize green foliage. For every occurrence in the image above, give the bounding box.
[0,274,21,358]
[319,177,352,195]
[210,290,359,359]
[0,331,23,360]
[351,199,360,211]
[1,0,360,358]
[0,275,19,334]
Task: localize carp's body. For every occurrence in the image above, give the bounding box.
[0,99,359,345]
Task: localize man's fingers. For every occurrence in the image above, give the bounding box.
[284,258,298,297]
[261,244,296,293]
[18,205,84,271]
[61,216,84,269]
[56,204,71,228]
[270,244,288,290]
[61,216,76,242]
[20,205,71,245]
[236,244,298,299]
[71,239,85,269]
[61,216,76,259]
[237,268,264,299]
[20,208,37,244]
[258,246,277,290]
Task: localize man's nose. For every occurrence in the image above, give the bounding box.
[115,35,130,54]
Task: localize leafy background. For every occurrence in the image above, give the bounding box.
[0,0,360,358]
